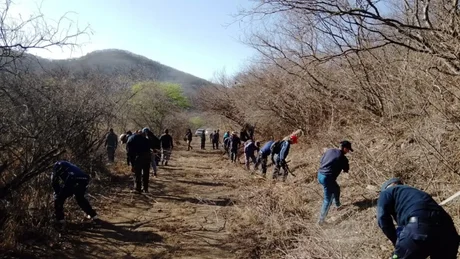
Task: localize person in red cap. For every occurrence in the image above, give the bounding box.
[317,140,353,225]
[271,135,298,181]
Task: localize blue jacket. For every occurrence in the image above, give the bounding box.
[377,185,448,245]
[260,141,274,157]
[278,140,290,161]
[127,134,151,155]
[51,161,89,194]
[318,148,349,179]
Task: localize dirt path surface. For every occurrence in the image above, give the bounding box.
[57,143,249,259]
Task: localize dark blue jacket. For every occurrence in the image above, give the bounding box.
[278,140,290,161]
[127,134,150,156]
[260,141,274,157]
[51,161,89,194]
[244,141,258,156]
[318,148,349,179]
[377,185,448,245]
[230,136,240,151]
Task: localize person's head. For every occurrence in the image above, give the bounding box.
[126,130,132,135]
[109,128,113,133]
[381,178,403,192]
[187,129,191,133]
[214,130,216,133]
[288,135,298,144]
[217,129,220,133]
[339,140,353,154]
[164,129,169,134]
[232,131,237,136]
[142,127,150,137]
[255,141,260,147]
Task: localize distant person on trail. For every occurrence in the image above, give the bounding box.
[209,131,214,144]
[229,132,241,163]
[144,128,160,177]
[185,129,193,151]
[223,131,229,142]
[51,160,98,224]
[105,128,118,162]
[159,129,174,166]
[127,128,152,193]
[271,135,298,181]
[244,139,259,170]
[212,130,220,149]
[223,134,231,158]
[317,140,352,225]
[255,140,274,177]
[122,131,133,166]
[200,131,206,150]
[377,178,459,259]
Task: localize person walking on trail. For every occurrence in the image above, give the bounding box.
[209,131,214,144]
[244,139,259,170]
[159,129,174,166]
[229,132,241,163]
[223,134,231,158]
[105,128,118,162]
[185,129,193,151]
[51,160,98,224]
[255,140,274,177]
[200,131,206,150]
[121,131,133,166]
[127,128,151,193]
[317,140,352,225]
[212,130,220,149]
[223,131,229,141]
[378,178,459,259]
[144,128,160,177]
[272,135,298,181]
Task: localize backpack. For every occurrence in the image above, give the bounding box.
[270,140,282,154]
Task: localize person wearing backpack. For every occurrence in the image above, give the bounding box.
[272,135,298,181]
[317,140,352,225]
[255,140,274,177]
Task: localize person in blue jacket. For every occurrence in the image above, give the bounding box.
[255,140,274,177]
[377,178,459,259]
[244,139,259,170]
[51,160,98,224]
[317,140,352,225]
[272,135,298,181]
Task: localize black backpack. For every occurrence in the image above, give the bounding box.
[270,140,283,154]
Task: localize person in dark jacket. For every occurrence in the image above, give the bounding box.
[51,161,98,223]
[377,178,459,259]
[123,131,133,166]
[185,129,193,151]
[229,132,241,163]
[105,128,118,162]
[272,135,298,181]
[159,129,174,166]
[200,131,206,150]
[244,139,259,170]
[317,140,352,225]
[144,128,160,177]
[255,140,274,176]
[127,128,151,193]
[213,130,220,149]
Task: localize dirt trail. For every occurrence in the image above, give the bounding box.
[58,143,248,259]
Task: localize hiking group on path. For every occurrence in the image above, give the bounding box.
[49,126,459,259]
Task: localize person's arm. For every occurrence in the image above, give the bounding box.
[51,169,61,197]
[342,156,350,173]
[377,192,397,246]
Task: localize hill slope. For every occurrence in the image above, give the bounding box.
[27,49,211,94]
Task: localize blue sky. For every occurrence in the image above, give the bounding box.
[10,0,258,80]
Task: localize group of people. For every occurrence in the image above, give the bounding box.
[51,127,459,258]
[315,140,459,259]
